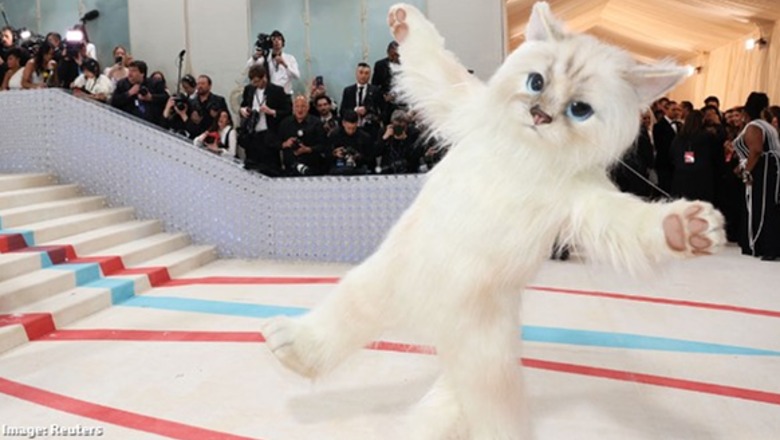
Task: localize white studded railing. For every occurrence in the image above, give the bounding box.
[0,89,423,262]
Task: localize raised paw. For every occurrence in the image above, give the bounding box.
[262,316,321,378]
[662,202,726,256]
[388,3,440,45]
[388,4,410,42]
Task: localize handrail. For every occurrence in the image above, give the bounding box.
[0,89,423,262]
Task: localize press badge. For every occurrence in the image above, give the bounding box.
[684,151,695,164]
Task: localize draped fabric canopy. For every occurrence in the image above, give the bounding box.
[506,0,780,108]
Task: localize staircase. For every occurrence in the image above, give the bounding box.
[0,173,217,354]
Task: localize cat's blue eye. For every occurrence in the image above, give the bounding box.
[566,101,593,121]
[526,73,544,94]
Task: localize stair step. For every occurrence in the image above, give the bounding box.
[43,219,162,256]
[0,252,42,282]
[14,287,112,329]
[0,196,106,228]
[0,173,55,192]
[87,233,191,268]
[0,324,28,355]
[139,245,217,278]
[24,207,136,244]
[0,184,81,210]
[0,269,76,312]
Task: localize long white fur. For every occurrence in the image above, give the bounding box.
[263,3,725,439]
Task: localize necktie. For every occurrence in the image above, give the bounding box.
[358,86,364,107]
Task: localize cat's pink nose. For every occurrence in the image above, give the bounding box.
[530,105,552,125]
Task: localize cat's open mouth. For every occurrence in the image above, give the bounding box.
[530,105,552,125]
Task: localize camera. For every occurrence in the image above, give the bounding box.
[314,75,324,87]
[254,33,273,54]
[139,86,149,96]
[64,29,84,58]
[172,93,188,111]
[114,55,123,64]
[204,133,218,145]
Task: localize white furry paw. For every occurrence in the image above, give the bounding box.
[263,316,321,379]
[662,201,725,256]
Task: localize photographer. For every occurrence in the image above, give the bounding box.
[70,57,113,102]
[327,110,373,175]
[104,45,131,84]
[376,110,422,174]
[0,26,16,84]
[239,64,290,175]
[194,109,238,158]
[110,60,168,125]
[278,95,327,176]
[188,75,228,138]
[266,30,299,96]
[162,94,194,137]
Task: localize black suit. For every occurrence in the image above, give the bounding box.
[653,117,677,195]
[372,57,401,125]
[340,83,382,124]
[111,77,168,126]
[371,58,394,95]
[239,82,291,175]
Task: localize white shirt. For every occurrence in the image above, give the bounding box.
[267,52,299,95]
[72,73,114,96]
[251,88,269,132]
[194,125,238,158]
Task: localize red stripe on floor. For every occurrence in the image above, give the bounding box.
[0,233,28,252]
[160,276,341,286]
[36,328,780,406]
[0,313,55,340]
[114,267,171,286]
[11,245,76,264]
[527,286,780,319]
[521,357,780,406]
[43,329,265,343]
[0,377,259,440]
[69,256,125,275]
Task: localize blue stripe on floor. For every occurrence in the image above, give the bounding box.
[121,296,308,319]
[49,263,103,286]
[522,326,780,356]
[118,296,780,356]
[84,278,137,304]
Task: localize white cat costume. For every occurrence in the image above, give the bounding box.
[264,3,726,439]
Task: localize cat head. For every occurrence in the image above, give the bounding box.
[488,2,686,170]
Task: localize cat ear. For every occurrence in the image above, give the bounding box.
[526,2,566,42]
[627,62,688,107]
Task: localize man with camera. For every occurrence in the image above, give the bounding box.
[376,110,422,174]
[340,62,382,141]
[0,26,16,84]
[110,60,168,126]
[278,95,328,176]
[239,64,291,176]
[187,75,228,138]
[327,110,374,175]
[266,31,299,96]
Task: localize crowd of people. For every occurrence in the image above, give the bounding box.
[0,26,448,177]
[611,93,780,261]
[3,25,779,260]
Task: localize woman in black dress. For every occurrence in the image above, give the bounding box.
[733,92,780,260]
